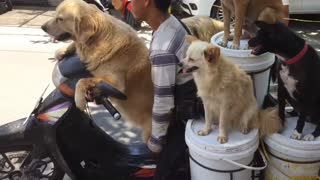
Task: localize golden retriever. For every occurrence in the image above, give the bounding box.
[181,16,224,42]
[42,0,153,142]
[181,36,282,143]
[221,0,283,49]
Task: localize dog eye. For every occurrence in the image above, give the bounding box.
[56,17,63,22]
[189,58,195,62]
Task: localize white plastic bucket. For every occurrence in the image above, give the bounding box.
[210,32,275,107]
[185,119,266,180]
[264,117,320,179]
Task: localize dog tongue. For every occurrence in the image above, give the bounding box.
[178,68,188,74]
[251,44,263,55]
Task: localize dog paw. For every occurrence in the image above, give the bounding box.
[217,136,228,144]
[241,127,250,134]
[229,44,239,49]
[303,134,315,141]
[54,47,67,60]
[75,80,89,111]
[290,129,302,140]
[218,40,227,47]
[75,92,87,110]
[198,129,211,136]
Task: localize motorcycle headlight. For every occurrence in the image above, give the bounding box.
[52,62,67,88]
[52,63,75,97]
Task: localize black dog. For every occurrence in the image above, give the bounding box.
[248,21,320,141]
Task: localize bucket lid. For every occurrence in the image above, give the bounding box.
[210,31,255,58]
[265,117,320,159]
[210,31,275,72]
[185,119,259,160]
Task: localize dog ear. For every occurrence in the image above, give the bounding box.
[75,15,94,43]
[204,45,220,63]
[254,20,276,31]
[185,35,199,44]
[75,14,99,44]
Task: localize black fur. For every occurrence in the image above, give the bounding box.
[249,21,320,139]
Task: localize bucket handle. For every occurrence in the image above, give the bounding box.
[221,149,267,171]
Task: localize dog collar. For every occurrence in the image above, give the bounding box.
[285,43,308,65]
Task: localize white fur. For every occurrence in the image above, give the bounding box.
[276,54,286,62]
[280,65,298,100]
[303,134,315,141]
[290,129,302,140]
[183,40,282,144]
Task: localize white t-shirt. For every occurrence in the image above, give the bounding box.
[282,0,289,5]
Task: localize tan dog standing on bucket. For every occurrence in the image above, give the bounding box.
[41,0,153,142]
[181,36,282,143]
[221,0,283,49]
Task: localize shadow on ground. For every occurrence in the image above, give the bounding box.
[89,104,143,144]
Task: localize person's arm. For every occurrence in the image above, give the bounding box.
[147,52,177,153]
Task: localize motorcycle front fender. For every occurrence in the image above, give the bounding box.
[0,118,32,149]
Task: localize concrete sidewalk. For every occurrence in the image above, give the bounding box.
[0,5,55,27]
[0,26,68,124]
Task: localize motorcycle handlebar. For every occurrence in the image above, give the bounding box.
[100,97,121,120]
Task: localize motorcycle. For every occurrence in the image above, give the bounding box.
[0,55,158,180]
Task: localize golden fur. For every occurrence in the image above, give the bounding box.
[182,36,282,143]
[181,16,224,42]
[42,0,226,142]
[42,0,153,142]
[221,0,283,49]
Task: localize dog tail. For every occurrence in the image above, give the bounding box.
[211,19,224,33]
[257,106,283,138]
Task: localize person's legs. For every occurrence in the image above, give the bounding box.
[154,119,190,180]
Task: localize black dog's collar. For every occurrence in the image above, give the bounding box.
[285,43,308,65]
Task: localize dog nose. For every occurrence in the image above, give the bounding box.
[177,62,183,67]
[41,25,47,32]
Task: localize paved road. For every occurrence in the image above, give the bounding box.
[289,14,320,53]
